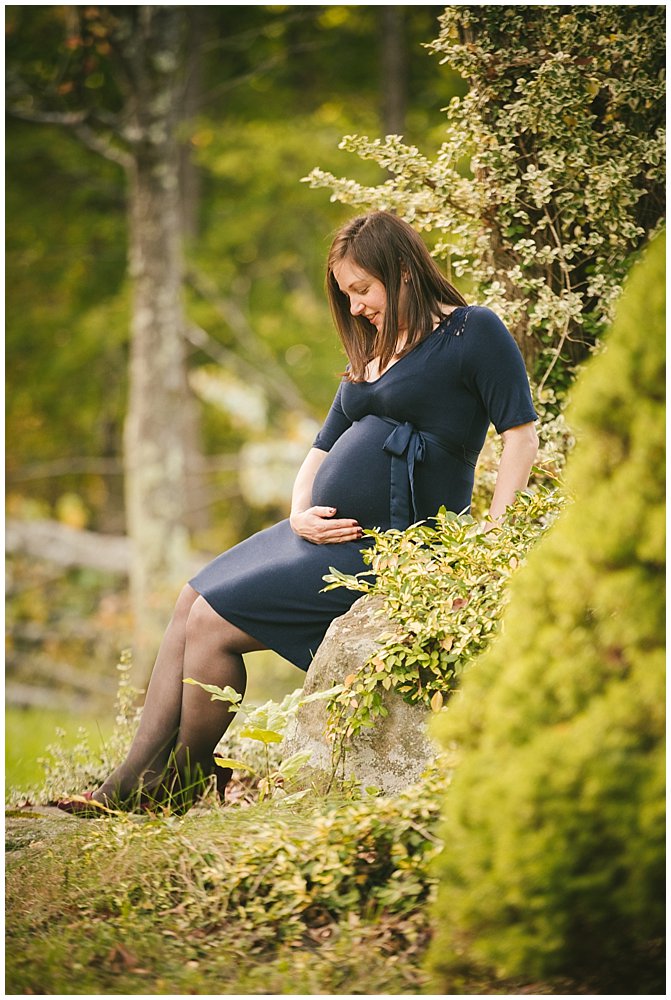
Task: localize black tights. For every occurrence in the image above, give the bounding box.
[93,584,266,805]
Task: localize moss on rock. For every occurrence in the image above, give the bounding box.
[425,234,665,993]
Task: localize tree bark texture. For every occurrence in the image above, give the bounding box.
[380,6,407,136]
[122,7,192,679]
[178,8,211,535]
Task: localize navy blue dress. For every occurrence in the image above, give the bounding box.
[189,307,537,670]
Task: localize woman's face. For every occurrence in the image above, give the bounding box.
[332,257,389,334]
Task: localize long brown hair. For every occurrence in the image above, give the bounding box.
[326,211,467,381]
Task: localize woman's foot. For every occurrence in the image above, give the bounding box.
[55,756,233,819]
[53,791,117,819]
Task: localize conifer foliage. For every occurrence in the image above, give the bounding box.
[426,234,665,993]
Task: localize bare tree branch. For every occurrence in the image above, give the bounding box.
[72,122,133,169]
[6,517,206,576]
[6,680,108,711]
[185,271,313,415]
[7,104,89,127]
[8,453,240,483]
[7,99,133,168]
[8,457,124,482]
[185,321,311,416]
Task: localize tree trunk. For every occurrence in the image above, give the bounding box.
[179,8,205,243]
[179,7,211,536]
[123,7,191,681]
[381,6,406,135]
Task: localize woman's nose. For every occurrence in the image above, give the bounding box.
[350,296,364,316]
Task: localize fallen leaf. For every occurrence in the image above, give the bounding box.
[107,944,141,972]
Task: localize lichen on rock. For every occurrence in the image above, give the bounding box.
[282,596,438,796]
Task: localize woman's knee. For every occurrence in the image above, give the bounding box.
[184,596,265,655]
[184,595,230,650]
[170,583,201,630]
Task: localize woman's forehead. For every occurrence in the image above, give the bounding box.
[332,257,375,290]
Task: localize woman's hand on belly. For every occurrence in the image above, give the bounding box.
[290,506,363,544]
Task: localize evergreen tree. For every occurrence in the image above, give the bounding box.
[426,233,665,992]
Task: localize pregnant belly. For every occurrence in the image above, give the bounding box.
[311,415,392,529]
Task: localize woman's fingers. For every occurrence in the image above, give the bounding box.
[310,506,337,518]
[316,510,360,531]
[323,520,362,541]
[290,507,362,543]
[314,516,361,542]
[323,516,360,530]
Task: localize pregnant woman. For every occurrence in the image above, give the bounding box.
[58,210,538,815]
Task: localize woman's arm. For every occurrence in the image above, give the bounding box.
[289,448,362,544]
[290,447,327,516]
[487,422,539,525]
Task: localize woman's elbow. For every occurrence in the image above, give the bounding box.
[503,422,539,457]
[527,423,539,455]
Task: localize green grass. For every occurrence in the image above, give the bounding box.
[5,667,576,997]
[6,706,115,790]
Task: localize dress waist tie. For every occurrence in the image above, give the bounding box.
[379,417,478,530]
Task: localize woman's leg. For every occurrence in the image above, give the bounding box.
[170,596,267,798]
[93,584,200,804]
[94,587,267,807]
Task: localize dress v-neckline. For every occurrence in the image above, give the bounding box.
[363,307,462,384]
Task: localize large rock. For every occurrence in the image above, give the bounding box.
[282,596,438,796]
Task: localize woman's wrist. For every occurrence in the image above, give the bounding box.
[290,507,313,535]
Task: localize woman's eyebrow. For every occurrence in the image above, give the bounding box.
[342,279,368,293]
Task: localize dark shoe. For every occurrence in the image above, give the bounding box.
[213,756,233,802]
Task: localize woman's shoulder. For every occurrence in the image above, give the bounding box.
[458,304,530,379]
[438,303,502,340]
[462,304,505,325]
[459,304,516,340]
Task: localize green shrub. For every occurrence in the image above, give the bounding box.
[73,765,446,956]
[425,234,665,993]
[323,490,564,748]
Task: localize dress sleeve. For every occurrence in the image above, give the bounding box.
[461,307,538,433]
[312,381,353,451]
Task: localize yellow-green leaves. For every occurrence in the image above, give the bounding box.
[214,756,256,773]
[325,489,564,746]
[184,680,345,802]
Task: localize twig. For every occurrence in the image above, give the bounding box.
[406,820,443,846]
[185,272,312,415]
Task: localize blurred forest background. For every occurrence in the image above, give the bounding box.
[6,5,464,780]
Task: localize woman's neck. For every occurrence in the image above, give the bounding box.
[365,305,459,378]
